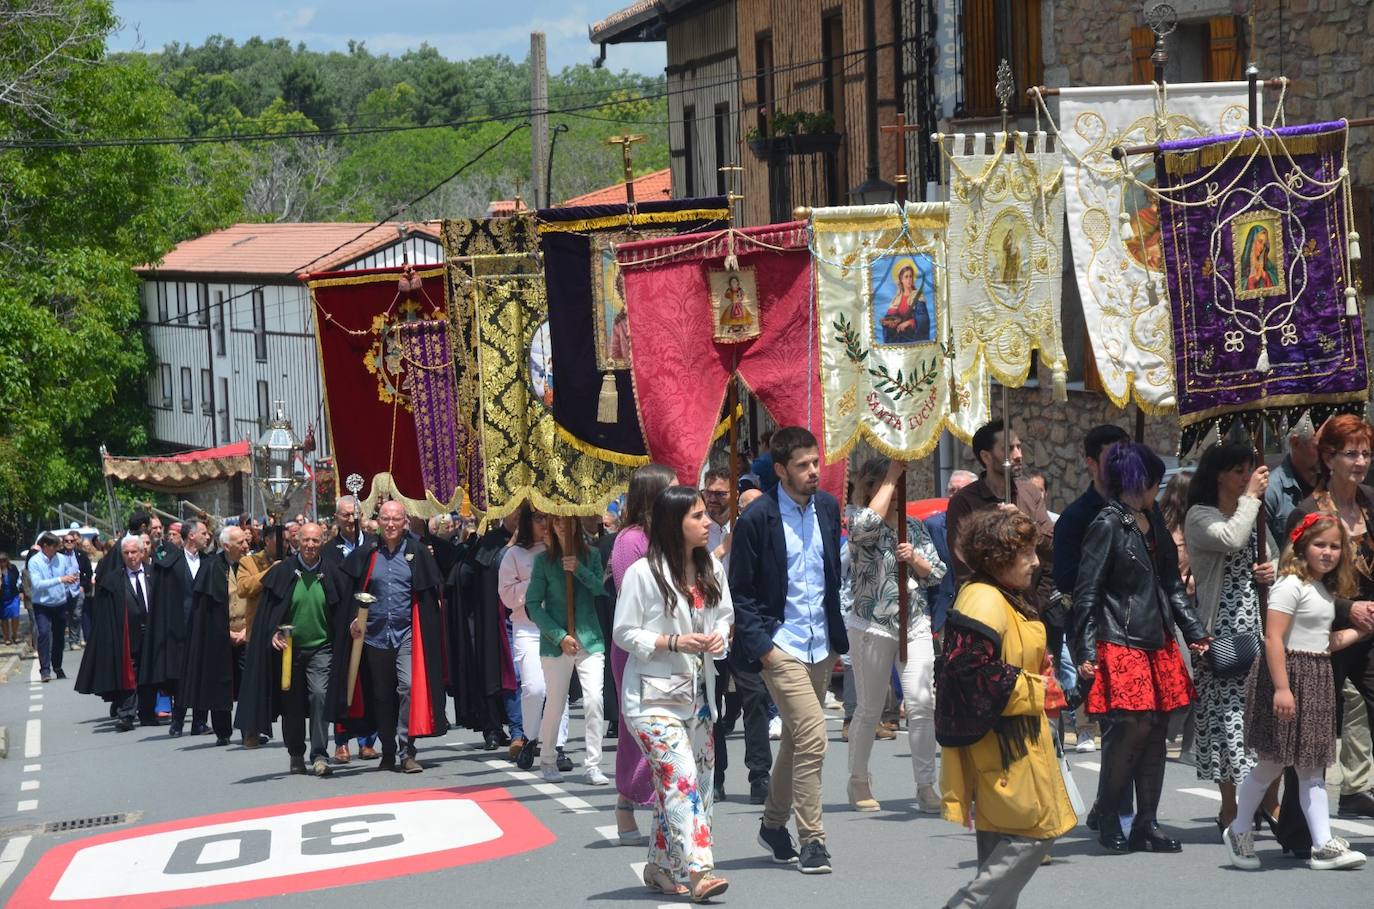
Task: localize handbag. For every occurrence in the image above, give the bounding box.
[1060,753,1086,819]
[1205,632,1261,678]
[639,674,696,708]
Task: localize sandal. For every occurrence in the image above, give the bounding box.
[643,864,688,896]
[690,874,729,903]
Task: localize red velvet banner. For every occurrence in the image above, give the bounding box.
[308,266,447,509]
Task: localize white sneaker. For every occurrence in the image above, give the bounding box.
[583,767,610,786]
[769,717,782,740]
[1223,825,1260,870]
[823,691,842,710]
[540,764,562,782]
[1310,838,1367,870]
[1074,737,1097,753]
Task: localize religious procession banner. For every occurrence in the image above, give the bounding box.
[466,253,630,520]
[811,202,988,462]
[1054,82,1253,411]
[441,217,538,515]
[615,222,846,499]
[536,198,729,465]
[394,320,462,510]
[1156,121,1368,453]
[309,265,463,517]
[942,131,1068,396]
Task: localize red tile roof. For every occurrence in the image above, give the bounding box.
[136,221,442,279]
[559,168,673,207]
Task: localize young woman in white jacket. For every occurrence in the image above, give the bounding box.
[614,485,734,903]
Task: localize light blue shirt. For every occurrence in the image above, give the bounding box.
[773,491,830,663]
[365,542,413,649]
[27,551,68,607]
[60,550,82,599]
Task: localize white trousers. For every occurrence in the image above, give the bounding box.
[847,616,937,789]
[540,650,606,770]
[512,629,568,747]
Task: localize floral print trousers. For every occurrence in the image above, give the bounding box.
[630,702,716,880]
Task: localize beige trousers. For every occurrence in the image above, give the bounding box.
[760,649,834,844]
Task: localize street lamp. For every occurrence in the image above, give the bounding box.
[252,402,307,548]
[847,176,896,206]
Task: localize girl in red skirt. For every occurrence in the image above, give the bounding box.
[1224,513,1369,871]
[1073,442,1212,854]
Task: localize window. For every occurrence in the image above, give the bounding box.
[218,378,230,441]
[175,282,188,324]
[256,380,271,432]
[714,103,731,195]
[155,283,168,323]
[1131,16,1241,84]
[821,10,848,204]
[682,105,697,198]
[214,291,226,356]
[200,369,213,416]
[196,283,210,325]
[157,363,172,409]
[252,289,268,361]
[754,32,776,136]
[180,367,193,413]
[959,0,1043,118]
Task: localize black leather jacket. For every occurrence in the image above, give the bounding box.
[1072,499,1206,664]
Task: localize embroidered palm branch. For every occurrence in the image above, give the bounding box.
[868,358,939,401]
[832,314,869,365]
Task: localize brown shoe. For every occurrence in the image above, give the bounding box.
[334,745,351,764]
[508,737,527,761]
[358,745,381,760]
[875,724,896,741]
[399,756,423,774]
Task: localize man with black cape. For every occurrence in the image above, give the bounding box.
[236,522,345,776]
[445,511,518,750]
[146,519,210,737]
[181,525,250,745]
[334,500,448,772]
[75,535,157,731]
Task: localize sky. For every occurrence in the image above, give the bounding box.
[108,1,667,75]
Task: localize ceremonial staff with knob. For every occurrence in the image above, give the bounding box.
[995,60,1016,505]
[880,111,921,665]
[719,160,746,524]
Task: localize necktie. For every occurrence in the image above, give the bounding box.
[133,572,145,611]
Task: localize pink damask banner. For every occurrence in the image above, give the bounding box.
[615,222,845,498]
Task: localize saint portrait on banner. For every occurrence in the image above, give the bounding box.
[1232,211,1287,299]
[708,267,761,343]
[870,254,935,346]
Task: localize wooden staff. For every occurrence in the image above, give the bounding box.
[279,625,294,692]
[881,111,922,665]
[727,378,740,523]
[347,594,374,706]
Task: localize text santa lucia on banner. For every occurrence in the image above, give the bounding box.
[1156,121,1369,453]
[811,202,988,461]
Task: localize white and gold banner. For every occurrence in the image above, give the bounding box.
[812,202,988,461]
[1056,82,1252,412]
[944,131,1067,396]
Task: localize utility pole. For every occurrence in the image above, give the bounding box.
[530,32,549,209]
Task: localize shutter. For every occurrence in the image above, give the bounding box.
[963,0,996,117]
[1208,16,1242,81]
[1130,26,1155,85]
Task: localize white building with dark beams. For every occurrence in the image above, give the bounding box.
[136,221,444,466]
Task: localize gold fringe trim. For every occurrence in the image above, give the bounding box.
[812,214,948,235]
[535,208,730,235]
[306,266,446,289]
[824,419,946,463]
[1096,370,1179,416]
[1178,390,1369,428]
[480,488,622,523]
[555,424,651,467]
[353,472,469,521]
[1162,129,1347,177]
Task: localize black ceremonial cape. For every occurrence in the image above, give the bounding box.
[234,559,345,737]
[139,545,194,688]
[445,524,514,731]
[331,536,449,737]
[75,563,149,699]
[180,552,236,712]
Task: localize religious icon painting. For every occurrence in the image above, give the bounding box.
[528,320,554,409]
[1121,163,1165,274]
[708,267,761,343]
[589,232,647,370]
[869,252,937,347]
[1231,209,1288,300]
[987,209,1031,295]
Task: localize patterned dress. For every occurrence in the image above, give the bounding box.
[1192,531,1260,784]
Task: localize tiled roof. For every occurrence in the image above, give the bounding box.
[588,0,703,44]
[559,168,673,206]
[136,221,442,278]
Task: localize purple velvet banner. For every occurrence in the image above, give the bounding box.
[396,319,466,510]
[1158,121,1367,449]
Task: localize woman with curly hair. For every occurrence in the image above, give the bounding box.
[936,509,1075,908]
[1074,443,1209,853]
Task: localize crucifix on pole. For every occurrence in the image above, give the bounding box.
[605,133,647,214]
[880,112,922,664]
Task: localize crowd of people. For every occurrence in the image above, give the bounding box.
[6,417,1374,906]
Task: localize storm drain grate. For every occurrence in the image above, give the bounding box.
[44,814,128,833]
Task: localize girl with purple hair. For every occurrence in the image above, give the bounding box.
[1072,442,1212,854]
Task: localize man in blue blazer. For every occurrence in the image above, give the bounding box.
[728,426,847,875]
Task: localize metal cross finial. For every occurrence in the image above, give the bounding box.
[605,133,647,208]
[1146,2,1178,38]
[995,59,1014,115]
[345,473,364,496]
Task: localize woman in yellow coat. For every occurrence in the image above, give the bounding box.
[936,509,1076,908]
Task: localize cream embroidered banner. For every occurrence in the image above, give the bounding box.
[1056,82,1253,412]
[812,202,988,461]
[944,131,1067,396]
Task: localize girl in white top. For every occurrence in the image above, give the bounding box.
[1225,512,1369,871]
[497,505,568,765]
[613,485,733,902]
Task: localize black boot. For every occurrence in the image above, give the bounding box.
[1096,803,1130,853]
[1127,715,1181,853]
[1095,716,1146,854]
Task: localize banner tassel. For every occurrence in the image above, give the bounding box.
[596,371,619,423]
[1350,230,1362,265]
[1255,339,1271,374]
[1052,361,1068,403]
[1346,286,1360,318]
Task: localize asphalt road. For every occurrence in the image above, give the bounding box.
[2,649,1372,908]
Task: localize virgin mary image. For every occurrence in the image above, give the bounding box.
[879,259,931,343]
[1240,223,1281,291]
[719,274,752,329]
